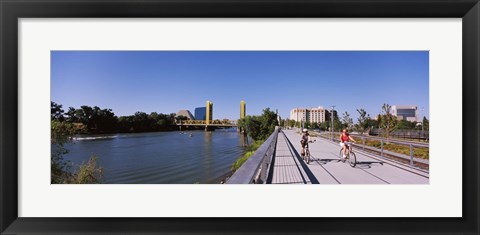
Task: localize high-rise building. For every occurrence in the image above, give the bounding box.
[194,107,206,120]
[391,105,418,122]
[290,106,326,124]
[240,100,246,119]
[205,101,213,124]
[325,109,338,121]
[290,108,307,122]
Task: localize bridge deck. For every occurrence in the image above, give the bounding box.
[270,129,429,184]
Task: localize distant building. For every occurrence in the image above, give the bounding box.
[240,100,246,119]
[290,108,307,122]
[391,105,418,122]
[195,107,206,120]
[290,106,327,123]
[325,109,338,121]
[205,101,213,124]
[176,110,195,120]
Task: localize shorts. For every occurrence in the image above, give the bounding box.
[340,142,351,148]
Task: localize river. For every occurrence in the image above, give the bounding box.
[63,129,247,184]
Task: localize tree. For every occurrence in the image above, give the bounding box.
[51,119,102,184]
[422,117,429,131]
[396,120,417,130]
[287,119,296,128]
[51,101,65,121]
[239,108,278,141]
[380,103,398,140]
[341,112,353,130]
[319,121,330,131]
[304,121,311,129]
[356,108,370,135]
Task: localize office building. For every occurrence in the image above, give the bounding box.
[290,106,327,124]
[391,105,418,122]
[325,109,338,121]
[195,107,206,120]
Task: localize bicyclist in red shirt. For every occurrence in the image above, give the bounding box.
[339,129,356,160]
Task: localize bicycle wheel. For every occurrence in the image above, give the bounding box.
[306,149,310,164]
[339,149,345,162]
[348,152,356,167]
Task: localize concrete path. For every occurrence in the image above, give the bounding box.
[270,132,312,184]
[271,129,429,184]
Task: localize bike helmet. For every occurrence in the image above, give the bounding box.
[303,128,308,132]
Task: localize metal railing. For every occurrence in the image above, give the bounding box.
[227,126,279,184]
[318,131,429,168]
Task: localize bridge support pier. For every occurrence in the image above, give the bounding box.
[205,126,214,132]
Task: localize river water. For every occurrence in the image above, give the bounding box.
[63,129,247,184]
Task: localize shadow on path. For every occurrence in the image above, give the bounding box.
[281,131,320,184]
[311,158,342,165]
[354,161,384,169]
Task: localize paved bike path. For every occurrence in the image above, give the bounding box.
[281,129,429,184]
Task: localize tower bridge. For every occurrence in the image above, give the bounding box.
[176,100,246,131]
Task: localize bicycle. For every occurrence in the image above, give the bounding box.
[339,142,356,167]
[302,140,315,164]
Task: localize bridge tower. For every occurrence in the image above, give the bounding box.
[240,100,246,119]
[205,101,213,131]
[205,100,213,124]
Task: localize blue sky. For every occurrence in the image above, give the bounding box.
[51,51,429,122]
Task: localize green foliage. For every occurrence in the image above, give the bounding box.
[362,139,429,159]
[380,103,398,139]
[51,116,104,184]
[356,108,370,134]
[287,119,296,128]
[238,108,278,141]
[333,116,343,132]
[231,140,264,172]
[319,121,330,131]
[51,101,65,121]
[341,112,353,130]
[422,117,429,131]
[53,101,179,133]
[396,120,417,130]
[69,156,104,184]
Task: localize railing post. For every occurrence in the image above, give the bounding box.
[409,144,414,166]
[362,137,365,151]
[381,140,384,157]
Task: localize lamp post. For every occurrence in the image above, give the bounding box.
[421,107,424,132]
[331,105,335,141]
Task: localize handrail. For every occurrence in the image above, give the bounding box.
[321,131,428,148]
[317,131,429,168]
[227,126,279,184]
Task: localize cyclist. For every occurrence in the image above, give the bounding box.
[339,128,356,160]
[300,128,314,156]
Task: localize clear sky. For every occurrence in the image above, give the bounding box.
[51,51,429,122]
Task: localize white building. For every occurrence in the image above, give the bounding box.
[290,106,327,124]
[391,105,418,122]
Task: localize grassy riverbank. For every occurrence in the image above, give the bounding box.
[231,140,264,172]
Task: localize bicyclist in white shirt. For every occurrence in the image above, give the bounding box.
[300,129,310,156]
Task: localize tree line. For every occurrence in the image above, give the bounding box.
[51,101,180,134]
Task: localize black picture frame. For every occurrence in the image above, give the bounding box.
[1,0,478,234]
